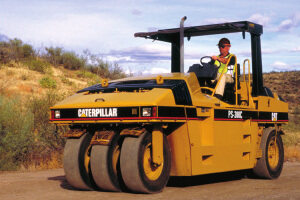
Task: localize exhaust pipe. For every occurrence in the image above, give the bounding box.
[180,16,187,73]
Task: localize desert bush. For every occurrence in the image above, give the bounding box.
[1,39,126,81]
[44,47,63,66]
[23,58,50,74]
[107,63,126,79]
[27,91,66,152]
[0,91,68,170]
[0,39,35,64]
[39,76,57,89]
[76,70,98,79]
[81,50,126,80]
[61,52,85,70]
[0,95,35,170]
[0,42,10,63]
[22,44,35,58]
[26,91,67,168]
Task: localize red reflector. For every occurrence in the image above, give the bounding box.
[51,110,54,119]
[152,107,157,117]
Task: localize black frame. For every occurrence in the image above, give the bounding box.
[134,21,265,97]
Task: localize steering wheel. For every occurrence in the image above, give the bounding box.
[200,56,213,66]
[200,56,221,67]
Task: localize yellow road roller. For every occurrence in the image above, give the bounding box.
[50,18,288,193]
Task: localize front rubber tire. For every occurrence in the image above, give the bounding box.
[63,133,95,190]
[120,132,171,193]
[253,127,284,179]
[90,134,123,192]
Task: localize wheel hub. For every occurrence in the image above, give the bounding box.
[143,144,164,181]
[268,137,279,170]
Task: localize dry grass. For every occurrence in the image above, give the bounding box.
[285,146,300,162]
[0,63,88,101]
[264,71,300,113]
[21,151,63,171]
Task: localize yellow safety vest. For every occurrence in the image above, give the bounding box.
[214,53,236,74]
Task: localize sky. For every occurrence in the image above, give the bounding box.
[0,0,299,74]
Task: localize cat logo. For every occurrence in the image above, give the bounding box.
[272,112,278,121]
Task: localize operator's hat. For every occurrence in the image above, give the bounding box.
[217,38,231,47]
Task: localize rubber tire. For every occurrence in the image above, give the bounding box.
[63,133,94,190]
[253,127,284,179]
[120,132,171,193]
[90,134,123,192]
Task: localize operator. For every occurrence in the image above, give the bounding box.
[211,38,236,99]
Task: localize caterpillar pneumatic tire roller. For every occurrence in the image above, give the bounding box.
[50,17,288,193]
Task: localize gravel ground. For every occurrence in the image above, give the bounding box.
[0,162,299,200]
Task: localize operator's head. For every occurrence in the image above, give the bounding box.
[218,38,231,55]
[218,38,231,48]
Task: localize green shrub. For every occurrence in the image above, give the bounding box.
[61,52,85,70]
[27,91,66,152]
[86,59,126,80]
[0,42,10,64]
[22,44,35,58]
[0,39,35,64]
[0,95,35,170]
[24,58,50,74]
[39,76,57,89]
[2,38,127,80]
[107,63,126,80]
[44,47,63,66]
[0,92,68,170]
[76,70,98,79]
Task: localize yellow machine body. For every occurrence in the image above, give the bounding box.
[50,71,288,177]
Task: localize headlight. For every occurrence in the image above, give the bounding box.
[142,107,152,117]
[55,110,61,118]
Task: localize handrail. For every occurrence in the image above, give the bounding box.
[243,59,251,104]
[234,56,238,105]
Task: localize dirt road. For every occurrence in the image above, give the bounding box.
[0,162,299,200]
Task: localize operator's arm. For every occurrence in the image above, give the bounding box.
[212,56,228,64]
[212,55,236,65]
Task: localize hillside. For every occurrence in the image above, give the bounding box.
[0,62,90,99]
[264,71,300,128]
[264,71,300,111]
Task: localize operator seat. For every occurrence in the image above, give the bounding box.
[188,63,218,87]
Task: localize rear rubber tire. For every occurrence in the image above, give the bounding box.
[120,132,171,193]
[253,127,284,179]
[90,134,123,192]
[63,133,94,190]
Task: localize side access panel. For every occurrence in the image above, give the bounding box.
[167,123,192,176]
[187,108,259,175]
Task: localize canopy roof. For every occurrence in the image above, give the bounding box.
[134,21,263,42]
